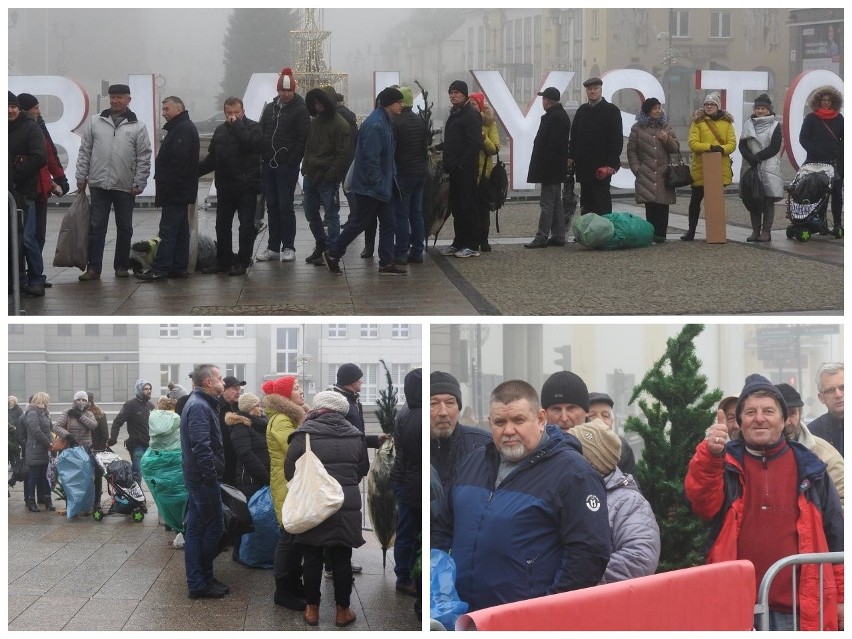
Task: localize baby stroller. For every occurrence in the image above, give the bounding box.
[785,162,837,241]
[92,450,147,522]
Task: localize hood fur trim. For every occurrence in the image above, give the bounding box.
[263,393,306,426]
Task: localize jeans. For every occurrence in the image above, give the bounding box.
[130,446,147,487]
[534,182,565,242]
[391,480,421,585]
[329,194,395,267]
[302,544,353,606]
[25,463,48,504]
[184,480,224,592]
[262,162,300,252]
[302,176,339,248]
[394,175,425,260]
[87,188,135,273]
[21,201,46,286]
[152,204,190,275]
[215,190,258,268]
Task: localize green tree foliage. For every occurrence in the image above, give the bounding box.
[374,359,399,434]
[625,324,722,572]
[219,9,299,105]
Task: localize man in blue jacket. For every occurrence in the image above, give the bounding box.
[180,364,227,599]
[432,379,611,612]
[324,86,406,276]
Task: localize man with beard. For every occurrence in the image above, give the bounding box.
[108,379,155,485]
[808,363,844,456]
[431,379,610,612]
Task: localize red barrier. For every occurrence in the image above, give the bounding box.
[456,560,755,631]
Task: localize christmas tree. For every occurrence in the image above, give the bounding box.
[625,324,722,572]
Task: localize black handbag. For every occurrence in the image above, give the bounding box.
[480,152,508,213]
[664,152,693,189]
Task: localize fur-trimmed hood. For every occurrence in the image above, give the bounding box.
[225,411,252,428]
[635,109,668,127]
[262,393,306,427]
[692,108,734,124]
[481,103,497,127]
[808,85,843,111]
[89,404,105,419]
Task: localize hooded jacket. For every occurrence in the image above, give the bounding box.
[154,110,200,206]
[301,87,353,183]
[432,424,612,612]
[226,410,270,496]
[179,388,224,485]
[627,109,680,205]
[800,86,843,177]
[147,409,181,451]
[75,107,152,192]
[265,393,306,527]
[475,104,501,184]
[528,101,571,185]
[111,392,155,449]
[260,92,310,166]
[390,369,422,508]
[688,109,736,187]
[197,114,263,196]
[685,437,844,630]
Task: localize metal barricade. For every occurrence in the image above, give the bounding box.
[8,192,22,315]
[754,551,844,631]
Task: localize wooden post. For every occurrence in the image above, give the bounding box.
[702,152,727,243]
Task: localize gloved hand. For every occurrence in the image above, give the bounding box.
[67,408,82,419]
[709,145,724,153]
[595,166,616,180]
[107,437,117,447]
[56,176,70,195]
[65,434,79,447]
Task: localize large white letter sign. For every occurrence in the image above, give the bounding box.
[783,70,843,170]
[474,70,574,190]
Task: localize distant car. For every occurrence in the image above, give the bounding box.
[195,112,226,137]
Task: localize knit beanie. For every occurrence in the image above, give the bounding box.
[641,97,661,115]
[277,67,296,92]
[448,80,469,96]
[775,383,804,408]
[312,390,350,415]
[8,91,19,107]
[17,93,39,112]
[238,392,261,413]
[399,86,414,109]
[753,93,772,110]
[540,371,589,411]
[468,92,486,112]
[336,363,363,386]
[377,87,405,108]
[262,375,297,399]
[571,420,622,476]
[735,374,788,424]
[430,371,462,409]
[704,92,721,108]
[73,390,88,401]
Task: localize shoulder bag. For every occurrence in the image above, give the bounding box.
[281,432,344,534]
[664,152,693,188]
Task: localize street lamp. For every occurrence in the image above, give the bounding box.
[297,354,314,394]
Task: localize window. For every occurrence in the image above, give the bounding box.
[113,324,127,336]
[58,364,73,404]
[113,364,129,401]
[669,10,689,38]
[9,324,23,334]
[8,363,25,398]
[391,324,410,339]
[391,364,410,404]
[193,324,212,339]
[276,327,299,374]
[225,363,246,381]
[361,363,380,403]
[225,324,245,338]
[360,324,378,339]
[160,324,179,338]
[710,11,731,39]
[86,364,100,391]
[58,325,72,336]
[85,325,99,336]
[328,324,347,338]
[160,364,180,395]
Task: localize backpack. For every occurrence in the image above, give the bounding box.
[480,152,508,213]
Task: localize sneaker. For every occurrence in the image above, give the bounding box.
[22,284,46,297]
[209,578,230,594]
[350,562,362,574]
[281,248,296,262]
[524,238,549,249]
[546,237,566,247]
[323,251,343,274]
[407,252,424,264]
[188,584,226,600]
[378,264,407,276]
[256,249,280,262]
[135,271,168,282]
[479,241,492,252]
[78,269,100,281]
[454,248,480,258]
[360,246,374,258]
[438,245,460,256]
[114,269,130,278]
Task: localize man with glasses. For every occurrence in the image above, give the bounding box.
[809,362,844,456]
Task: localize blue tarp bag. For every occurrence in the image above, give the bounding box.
[430,549,468,630]
[55,447,95,518]
[238,486,278,568]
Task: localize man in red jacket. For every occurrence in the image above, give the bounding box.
[685,374,844,631]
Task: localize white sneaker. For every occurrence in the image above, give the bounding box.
[281,249,296,262]
[438,245,460,256]
[256,249,280,262]
[454,248,480,258]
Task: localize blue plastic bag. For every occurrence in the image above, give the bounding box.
[238,486,278,568]
[430,549,468,630]
[55,447,95,518]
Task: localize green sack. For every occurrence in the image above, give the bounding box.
[140,448,188,532]
[603,212,655,249]
[572,212,614,248]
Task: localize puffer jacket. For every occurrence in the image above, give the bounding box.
[154,110,200,206]
[393,107,429,178]
[24,406,52,467]
[627,110,680,205]
[147,409,181,451]
[685,438,844,631]
[75,108,152,192]
[179,389,224,485]
[688,109,736,187]
[527,101,570,184]
[302,87,353,183]
[52,408,98,449]
[197,115,263,196]
[475,105,500,185]
[739,115,784,198]
[600,467,660,584]
[285,409,369,548]
[800,85,843,177]
[349,105,397,202]
[226,410,270,497]
[260,92,310,166]
[265,393,306,527]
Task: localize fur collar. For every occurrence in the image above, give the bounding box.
[481,104,497,127]
[263,393,306,426]
[89,404,105,419]
[692,108,734,124]
[225,411,252,428]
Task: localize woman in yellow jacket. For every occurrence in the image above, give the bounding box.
[683,92,736,241]
[263,375,307,610]
[469,92,501,251]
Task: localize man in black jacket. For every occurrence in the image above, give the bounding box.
[198,97,263,276]
[567,77,623,215]
[137,96,199,282]
[525,87,572,248]
[108,379,154,485]
[393,87,429,264]
[217,375,245,486]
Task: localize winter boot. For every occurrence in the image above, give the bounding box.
[746,212,761,242]
[335,605,357,627]
[274,577,306,610]
[44,497,56,512]
[758,208,774,242]
[304,604,320,626]
[681,208,700,241]
[26,499,40,512]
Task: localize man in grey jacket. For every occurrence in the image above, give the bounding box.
[76,83,152,281]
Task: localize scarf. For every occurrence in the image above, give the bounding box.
[813,108,839,121]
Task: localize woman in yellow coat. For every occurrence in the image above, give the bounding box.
[683,92,736,240]
[469,92,501,251]
[263,375,308,610]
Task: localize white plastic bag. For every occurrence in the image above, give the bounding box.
[281,433,344,534]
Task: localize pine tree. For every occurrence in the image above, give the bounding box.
[367,359,399,567]
[625,324,722,572]
[219,9,300,105]
[374,359,399,434]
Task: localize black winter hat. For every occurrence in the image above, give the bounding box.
[541,371,589,411]
[17,93,39,112]
[8,91,19,107]
[448,80,469,96]
[753,93,772,110]
[430,371,462,410]
[736,374,788,424]
[775,383,804,408]
[641,97,661,115]
[377,87,405,108]
[336,363,363,386]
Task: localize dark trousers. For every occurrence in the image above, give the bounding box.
[301,544,353,607]
[831,176,843,227]
[216,190,258,268]
[448,167,480,250]
[644,202,670,237]
[87,187,135,273]
[21,201,45,286]
[262,162,300,252]
[363,214,377,251]
[183,480,224,592]
[273,528,305,593]
[394,175,426,259]
[687,186,705,230]
[579,178,613,214]
[302,176,339,248]
[34,197,48,251]
[391,480,421,586]
[25,463,49,504]
[152,204,190,276]
[329,194,395,267]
